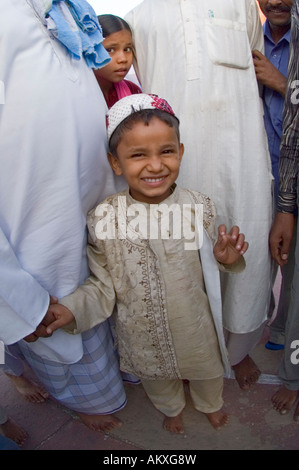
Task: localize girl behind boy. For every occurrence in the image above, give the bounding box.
[94,14,142,108]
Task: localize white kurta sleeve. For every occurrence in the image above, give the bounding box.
[0,0,122,362]
[246,0,265,52]
[0,228,49,344]
[125,9,142,86]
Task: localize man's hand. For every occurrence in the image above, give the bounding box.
[269,212,295,266]
[253,49,287,97]
[23,295,59,343]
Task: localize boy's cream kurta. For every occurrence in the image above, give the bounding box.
[62,187,244,380]
[125,0,273,335]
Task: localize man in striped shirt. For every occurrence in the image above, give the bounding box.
[269,0,299,422]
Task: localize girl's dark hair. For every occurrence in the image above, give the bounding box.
[109,109,180,157]
[97,14,132,38]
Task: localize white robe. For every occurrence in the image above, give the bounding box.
[0,0,126,362]
[126,0,273,335]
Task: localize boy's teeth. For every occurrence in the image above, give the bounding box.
[144,177,164,182]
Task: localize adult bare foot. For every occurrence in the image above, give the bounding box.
[272,386,298,416]
[205,410,229,430]
[6,374,49,403]
[232,355,261,390]
[77,412,123,433]
[1,417,27,446]
[163,413,184,434]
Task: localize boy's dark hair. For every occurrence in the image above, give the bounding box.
[97,14,132,38]
[109,109,180,157]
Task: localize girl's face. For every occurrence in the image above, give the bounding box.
[97,30,134,83]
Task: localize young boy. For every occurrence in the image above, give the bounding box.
[45,94,248,434]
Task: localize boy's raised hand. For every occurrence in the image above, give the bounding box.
[214,224,248,265]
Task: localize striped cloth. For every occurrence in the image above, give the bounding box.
[277,0,299,214]
[9,323,128,415]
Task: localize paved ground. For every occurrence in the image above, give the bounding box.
[1,273,299,451]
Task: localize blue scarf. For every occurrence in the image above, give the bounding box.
[47,0,110,68]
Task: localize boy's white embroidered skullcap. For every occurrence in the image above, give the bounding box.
[106,93,175,141]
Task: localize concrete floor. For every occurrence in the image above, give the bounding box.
[1,274,299,451]
[1,334,299,451]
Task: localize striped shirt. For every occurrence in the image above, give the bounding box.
[277,0,299,213]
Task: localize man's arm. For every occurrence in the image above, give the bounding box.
[270,1,299,267]
[269,212,295,266]
[253,49,287,97]
[0,228,50,344]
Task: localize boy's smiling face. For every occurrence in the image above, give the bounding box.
[108,116,184,204]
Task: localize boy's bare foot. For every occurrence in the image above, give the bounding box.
[272,386,298,416]
[0,417,27,446]
[6,374,49,403]
[205,410,229,430]
[163,413,184,434]
[232,355,261,390]
[77,412,123,432]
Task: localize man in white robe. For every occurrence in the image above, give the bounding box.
[126,0,273,389]
[0,0,129,431]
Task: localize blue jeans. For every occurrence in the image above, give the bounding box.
[0,435,20,450]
